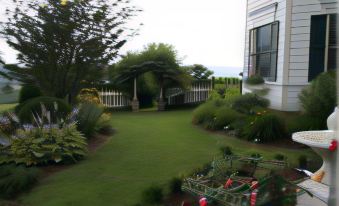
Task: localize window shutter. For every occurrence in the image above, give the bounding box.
[309,15,327,81]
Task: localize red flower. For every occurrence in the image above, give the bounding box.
[329,140,338,152]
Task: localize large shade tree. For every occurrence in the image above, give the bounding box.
[0,0,141,103]
[183,64,214,80]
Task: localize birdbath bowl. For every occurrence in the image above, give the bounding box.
[292,107,338,186]
[292,130,335,185]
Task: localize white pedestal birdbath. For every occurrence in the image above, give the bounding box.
[292,108,338,204]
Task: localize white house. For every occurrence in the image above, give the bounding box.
[243,0,338,111]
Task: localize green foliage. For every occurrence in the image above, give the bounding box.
[141,185,164,205]
[192,101,218,125]
[220,146,233,157]
[183,64,213,80]
[94,113,113,135]
[76,103,104,137]
[245,75,264,85]
[274,154,286,161]
[243,114,286,143]
[232,93,269,114]
[2,0,140,102]
[77,88,101,105]
[1,84,14,94]
[299,71,336,128]
[16,96,71,123]
[168,177,183,195]
[298,155,308,169]
[213,107,244,130]
[1,124,87,166]
[113,43,191,107]
[287,115,324,134]
[0,164,40,199]
[18,85,42,104]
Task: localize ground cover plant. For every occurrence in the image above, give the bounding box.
[0,164,40,199]
[17,110,320,206]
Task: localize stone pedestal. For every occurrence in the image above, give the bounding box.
[157,100,166,111]
[131,100,139,112]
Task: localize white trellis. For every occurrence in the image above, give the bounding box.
[99,89,130,108]
[167,81,213,105]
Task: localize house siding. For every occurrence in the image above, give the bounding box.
[243,0,338,111]
[286,0,338,111]
[243,0,287,110]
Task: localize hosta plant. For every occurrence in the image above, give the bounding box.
[0,123,87,166]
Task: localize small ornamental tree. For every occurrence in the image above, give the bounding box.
[1,0,141,103]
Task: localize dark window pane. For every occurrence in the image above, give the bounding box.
[271,23,279,51]
[328,14,337,71]
[328,48,337,70]
[309,15,327,81]
[269,52,277,81]
[257,25,271,52]
[257,53,271,77]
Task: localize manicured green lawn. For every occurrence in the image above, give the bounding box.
[19,110,320,206]
[0,104,16,114]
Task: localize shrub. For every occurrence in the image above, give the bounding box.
[232,93,269,114]
[287,115,324,134]
[243,114,286,143]
[245,75,264,85]
[95,113,113,135]
[220,146,233,157]
[18,85,42,104]
[168,177,183,195]
[298,155,308,169]
[213,107,243,130]
[192,101,218,125]
[76,103,104,137]
[16,96,71,123]
[141,185,163,205]
[299,71,336,128]
[77,88,101,105]
[0,164,40,199]
[1,124,87,166]
[274,154,286,161]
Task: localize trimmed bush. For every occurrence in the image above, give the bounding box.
[274,154,286,161]
[18,85,42,104]
[16,96,71,123]
[299,71,336,128]
[169,177,183,195]
[0,164,40,199]
[76,103,104,137]
[245,75,264,85]
[243,114,286,143]
[141,185,164,205]
[298,155,308,169]
[287,115,324,134]
[1,124,87,166]
[95,113,113,135]
[192,101,218,125]
[220,146,233,157]
[213,107,244,130]
[232,93,269,114]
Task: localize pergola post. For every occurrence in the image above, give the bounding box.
[158,87,166,111]
[131,77,139,112]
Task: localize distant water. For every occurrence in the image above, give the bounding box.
[207,66,243,78]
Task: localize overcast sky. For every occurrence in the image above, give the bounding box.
[0,0,247,68]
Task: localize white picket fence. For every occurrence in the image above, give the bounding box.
[167,81,213,105]
[99,89,130,108]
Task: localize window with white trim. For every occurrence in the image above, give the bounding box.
[249,22,279,82]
